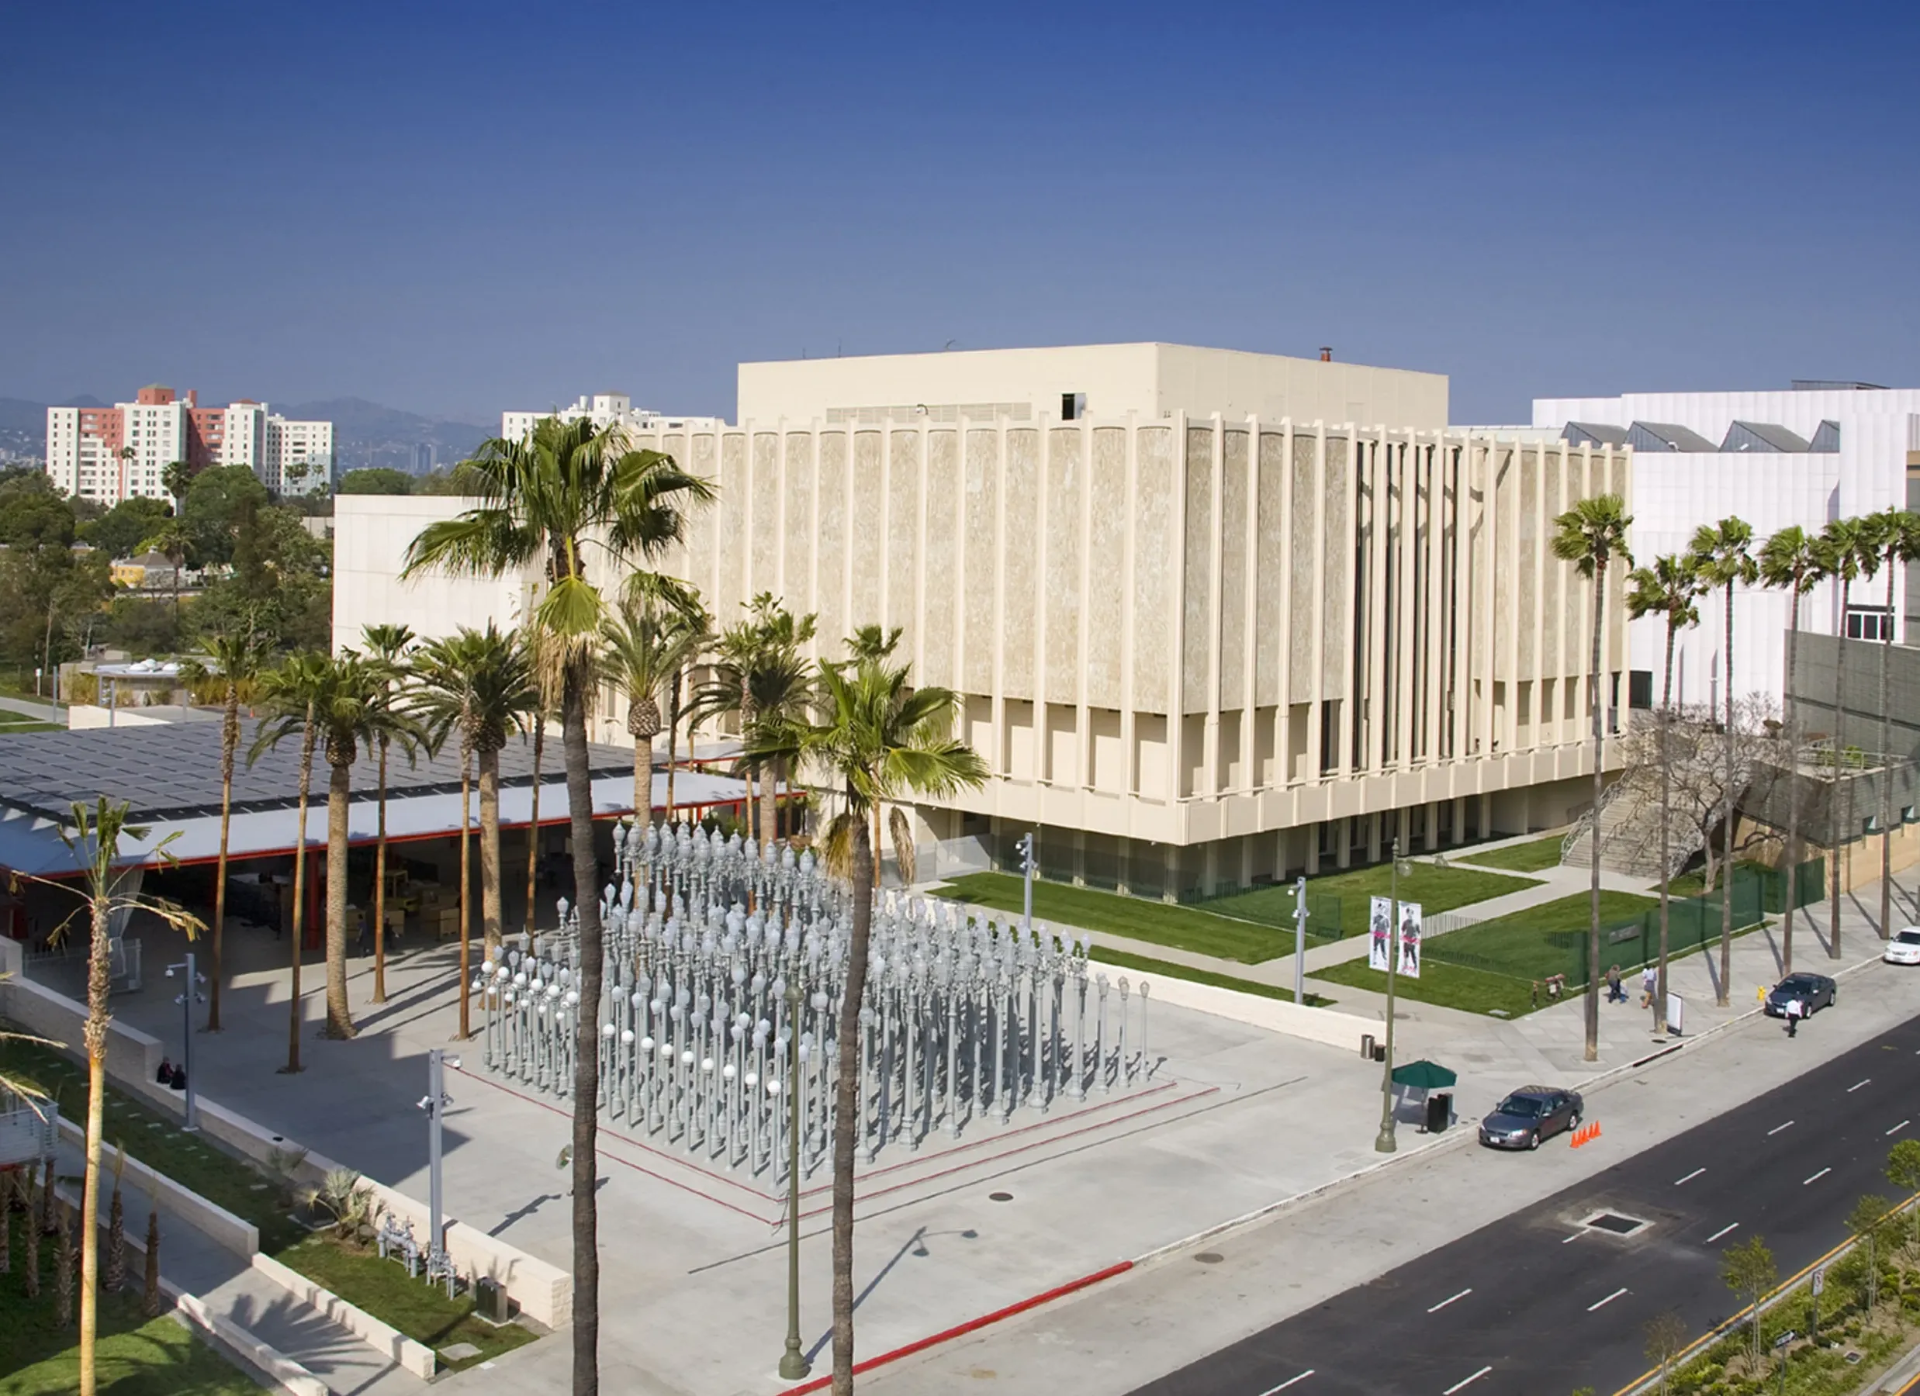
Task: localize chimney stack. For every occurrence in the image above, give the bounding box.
[1319,346,1333,363]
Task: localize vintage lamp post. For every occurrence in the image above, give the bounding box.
[777,976,810,1380]
[1373,839,1413,1154]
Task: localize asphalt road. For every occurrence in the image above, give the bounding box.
[1132,1001,1920,1396]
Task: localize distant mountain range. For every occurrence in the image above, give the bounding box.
[0,394,491,475]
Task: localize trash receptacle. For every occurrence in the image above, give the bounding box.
[1425,1092,1451,1133]
[1360,1033,1376,1061]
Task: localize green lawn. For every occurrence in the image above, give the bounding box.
[1421,890,1660,981]
[1458,835,1568,873]
[1088,945,1335,1007]
[932,874,1298,963]
[1202,862,1539,938]
[0,708,59,734]
[1309,957,1539,1018]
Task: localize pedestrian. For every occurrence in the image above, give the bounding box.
[1530,980,1541,1010]
[1640,965,1657,1009]
[1606,964,1626,1003]
[1785,996,1802,1038]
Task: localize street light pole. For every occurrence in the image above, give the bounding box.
[1374,839,1404,1154]
[165,952,205,1131]
[1292,876,1309,1006]
[1018,832,1036,937]
[778,978,810,1381]
[419,1049,458,1295]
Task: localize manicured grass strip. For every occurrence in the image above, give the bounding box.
[1458,835,1567,873]
[1088,945,1335,1007]
[1422,890,1662,983]
[933,874,1299,963]
[1200,862,1540,938]
[0,707,61,734]
[1309,958,1540,1018]
[277,1235,535,1369]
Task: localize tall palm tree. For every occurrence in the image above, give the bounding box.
[662,602,712,825]
[30,800,200,1396]
[524,658,548,938]
[1689,517,1757,1003]
[1552,494,1633,1063]
[1758,527,1822,973]
[750,656,987,1396]
[360,623,417,1004]
[691,595,819,846]
[1628,554,1702,1032]
[1817,517,1875,960]
[411,626,535,991]
[602,601,706,823]
[1870,510,1920,938]
[181,617,267,1031]
[695,608,769,840]
[161,460,193,513]
[401,415,711,1396]
[748,627,818,845]
[249,653,329,1073]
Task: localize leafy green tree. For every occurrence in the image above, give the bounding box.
[750,656,986,1394]
[1643,1309,1689,1396]
[161,460,193,511]
[1552,493,1633,1062]
[249,653,328,1072]
[1628,554,1702,1029]
[360,624,416,1004]
[80,497,171,560]
[1689,518,1758,1001]
[1847,1194,1892,1309]
[181,464,271,565]
[1758,526,1822,971]
[1721,1234,1777,1372]
[137,516,193,618]
[402,415,711,1394]
[336,468,414,495]
[1887,1138,1920,1248]
[0,471,78,549]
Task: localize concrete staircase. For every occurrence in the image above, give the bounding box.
[1559,772,1706,881]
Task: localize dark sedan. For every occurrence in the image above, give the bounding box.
[1478,1086,1583,1151]
[1764,972,1837,1018]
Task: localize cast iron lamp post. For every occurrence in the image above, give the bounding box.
[1373,839,1413,1154]
[777,976,810,1380]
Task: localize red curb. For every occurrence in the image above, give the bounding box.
[779,1260,1135,1394]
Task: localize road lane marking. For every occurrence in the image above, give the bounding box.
[1804,1167,1832,1185]
[1706,1223,1740,1243]
[1442,1367,1492,1394]
[1588,1287,1629,1311]
[1675,1168,1706,1185]
[1768,1121,1795,1136]
[1849,1078,1872,1092]
[1890,1120,1910,1135]
[1428,1289,1472,1313]
[1563,1232,1584,1244]
[1257,1374,1314,1395]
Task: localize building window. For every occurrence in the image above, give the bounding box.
[1846,607,1893,641]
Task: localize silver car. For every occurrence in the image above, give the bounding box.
[1478,1087,1583,1151]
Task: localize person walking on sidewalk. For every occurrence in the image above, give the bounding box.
[1606,964,1626,1003]
[1640,965,1657,1010]
[1785,995,1804,1038]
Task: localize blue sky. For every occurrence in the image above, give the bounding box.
[6,0,1917,425]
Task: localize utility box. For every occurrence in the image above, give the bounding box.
[1425,1092,1452,1134]
[474,1276,511,1325]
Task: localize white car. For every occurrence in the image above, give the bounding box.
[1885,928,1920,965]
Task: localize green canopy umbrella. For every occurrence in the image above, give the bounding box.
[1390,1059,1456,1091]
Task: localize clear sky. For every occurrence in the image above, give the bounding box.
[6,0,1917,425]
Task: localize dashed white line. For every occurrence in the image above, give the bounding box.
[1889,1120,1910,1136]
[1442,1367,1492,1395]
[1588,1287,1629,1312]
[1258,1373,1314,1395]
[1675,1168,1706,1185]
[1848,1078,1872,1092]
[1428,1289,1472,1313]
[1706,1222,1740,1243]
[1768,1121,1795,1136]
[1804,1167,1832,1185]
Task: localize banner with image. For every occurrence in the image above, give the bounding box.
[1398,901,1423,979]
[1368,895,1392,971]
[1367,896,1424,978]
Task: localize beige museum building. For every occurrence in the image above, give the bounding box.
[334,343,1631,899]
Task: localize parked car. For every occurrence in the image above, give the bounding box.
[1764,972,1837,1017]
[1478,1086,1583,1151]
[1884,929,1920,966]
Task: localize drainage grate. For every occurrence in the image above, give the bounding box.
[1583,1211,1649,1236]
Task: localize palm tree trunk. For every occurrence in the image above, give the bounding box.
[1657,620,1675,1034]
[633,736,648,823]
[458,745,472,1040]
[832,803,874,1394]
[1718,580,1736,1003]
[324,760,354,1039]
[1880,556,1895,939]
[665,674,680,822]
[526,717,543,935]
[79,894,111,1396]
[373,736,390,1004]
[1585,558,1605,1063]
[563,664,603,1396]
[1784,579,1801,976]
[286,719,314,1074]
[760,758,779,853]
[1831,578,1851,960]
[209,688,238,1031]
[873,803,884,890]
[480,748,502,961]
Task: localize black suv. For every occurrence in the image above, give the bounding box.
[1478,1086,1583,1151]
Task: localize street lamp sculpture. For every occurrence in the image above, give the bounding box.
[474,820,1161,1178]
[1374,840,1414,1154]
[418,1049,459,1298]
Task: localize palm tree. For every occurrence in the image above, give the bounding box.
[1817,517,1875,960]
[1870,510,1920,939]
[1552,494,1633,1063]
[30,799,200,1396]
[401,414,711,1396]
[662,603,711,825]
[1689,517,1757,1003]
[695,607,770,840]
[602,601,705,823]
[1627,554,1702,1033]
[846,624,902,661]
[137,518,192,619]
[161,460,193,512]
[750,656,986,1394]
[181,618,267,1031]
[1758,527,1822,974]
[411,625,535,998]
[360,623,417,1004]
[747,620,818,844]
[249,653,329,1071]
[524,657,548,938]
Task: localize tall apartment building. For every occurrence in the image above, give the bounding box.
[500,392,721,445]
[342,344,1632,897]
[46,385,335,504]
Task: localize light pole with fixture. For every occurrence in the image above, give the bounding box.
[164,952,206,1131]
[419,1049,459,1296]
[777,977,810,1380]
[1374,839,1412,1154]
[1017,832,1036,937]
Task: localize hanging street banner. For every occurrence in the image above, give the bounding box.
[1368,896,1424,978]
